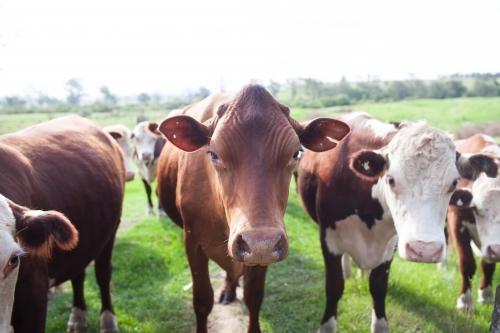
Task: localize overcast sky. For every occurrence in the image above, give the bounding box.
[0,0,499,99]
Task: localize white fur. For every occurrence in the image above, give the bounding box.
[324,212,397,271]
[67,307,87,332]
[479,285,494,304]
[342,253,352,279]
[0,195,21,333]
[456,289,474,312]
[318,316,337,333]
[371,310,390,333]
[100,310,119,333]
[364,118,397,139]
[480,134,497,145]
[103,124,135,176]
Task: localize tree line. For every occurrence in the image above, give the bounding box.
[1,74,499,114]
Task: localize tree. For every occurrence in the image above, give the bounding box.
[100,86,118,104]
[137,93,151,104]
[267,80,281,96]
[65,79,85,105]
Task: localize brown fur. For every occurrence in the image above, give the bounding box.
[0,115,125,333]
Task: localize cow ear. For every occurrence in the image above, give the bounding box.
[457,153,498,180]
[349,149,388,180]
[107,131,123,140]
[148,122,161,136]
[449,188,473,208]
[159,115,211,152]
[298,118,350,152]
[7,200,79,259]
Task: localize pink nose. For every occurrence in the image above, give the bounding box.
[487,245,500,262]
[405,241,443,263]
[125,171,135,182]
[229,230,288,266]
[141,152,152,161]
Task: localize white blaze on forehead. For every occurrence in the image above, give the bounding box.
[324,213,397,271]
[133,121,159,158]
[363,118,397,139]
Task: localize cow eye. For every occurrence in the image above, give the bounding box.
[448,178,459,193]
[9,255,19,267]
[208,151,218,160]
[386,175,395,187]
[293,149,303,160]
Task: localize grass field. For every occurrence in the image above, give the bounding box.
[4,96,500,332]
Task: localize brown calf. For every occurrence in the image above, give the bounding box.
[156,84,350,333]
[0,115,125,333]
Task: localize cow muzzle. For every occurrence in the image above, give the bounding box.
[486,245,500,262]
[125,171,135,182]
[405,240,444,263]
[229,229,288,266]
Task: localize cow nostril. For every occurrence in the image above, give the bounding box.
[237,235,251,256]
[272,236,284,256]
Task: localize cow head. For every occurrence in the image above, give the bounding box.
[159,84,350,266]
[133,121,164,162]
[349,121,497,263]
[103,124,135,181]
[0,194,78,331]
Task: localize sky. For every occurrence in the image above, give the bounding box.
[0,0,499,100]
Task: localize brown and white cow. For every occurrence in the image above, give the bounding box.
[0,194,78,333]
[0,115,126,333]
[156,84,350,333]
[448,134,500,312]
[132,121,167,217]
[103,124,136,182]
[297,112,497,333]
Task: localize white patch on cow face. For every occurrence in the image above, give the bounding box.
[318,316,337,333]
[364,119,397,139]
[371,309,389,333]
[0,195,23,333]
[103,124,135,175]
[379,122,457,262]
[133,121,159,161]
[324,212,397,271]
[470,174,500,261]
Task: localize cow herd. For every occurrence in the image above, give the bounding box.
[0,84,499,333]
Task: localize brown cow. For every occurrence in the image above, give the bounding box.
[297,112,497,333]
[0,115,125,333]
[0,194,78,333]
[448,134,500,311]
[156,84,350,333]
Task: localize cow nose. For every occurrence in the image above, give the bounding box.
[141,152,152,161]
[230,231,288,266]
[487,245,500,262]
[125,171,135,182]
[405,241,443,263]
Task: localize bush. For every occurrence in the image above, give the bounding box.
[320,94,351,107]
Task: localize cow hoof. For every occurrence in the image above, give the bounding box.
[479,286,494,304]
[218,291,237,304]
[157,208,166,218]
[456,290,475,312]
[67,307,87,332]
[371,310,390,333]
[100,310,119,333]
[318,316,337,333]
[145,206,154,216]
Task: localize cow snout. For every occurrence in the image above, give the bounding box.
[486,245,500,262]
[141,152,152,161]
[125,171,135,182]
[405,241,443,263]
[230,230,288,266]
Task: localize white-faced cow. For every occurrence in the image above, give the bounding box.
[0,115,126,333]
[297,112,497,333]
[0,194,78,333]
[448,134,500,312]
[132,121,167,217]
[103,124,135,182]
[156,84,350,333]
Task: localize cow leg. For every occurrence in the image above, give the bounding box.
[318,249,344,333]
[369,260,392,333]
[219,272,238,304]
[94,236,119,333]
[479,260,496,304]
[243,265,267,333]
[448,212,476,311]
[185,235,213,333]
[142,179,154,215]
[67,271,88,333]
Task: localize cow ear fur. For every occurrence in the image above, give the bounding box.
[108,131,123,140]
[7,200,79,259]
[349,149,388,180]
[449,188,473,208]
[456,153,498,180]
[298,118,350,152]
[159,115,210,152]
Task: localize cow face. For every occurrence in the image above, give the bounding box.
[103,124,135,181]
[349,121,497,263]
[133,121,161,162]
[159,85,350,266]
[469,169,500,262]
[0,194,78,331]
